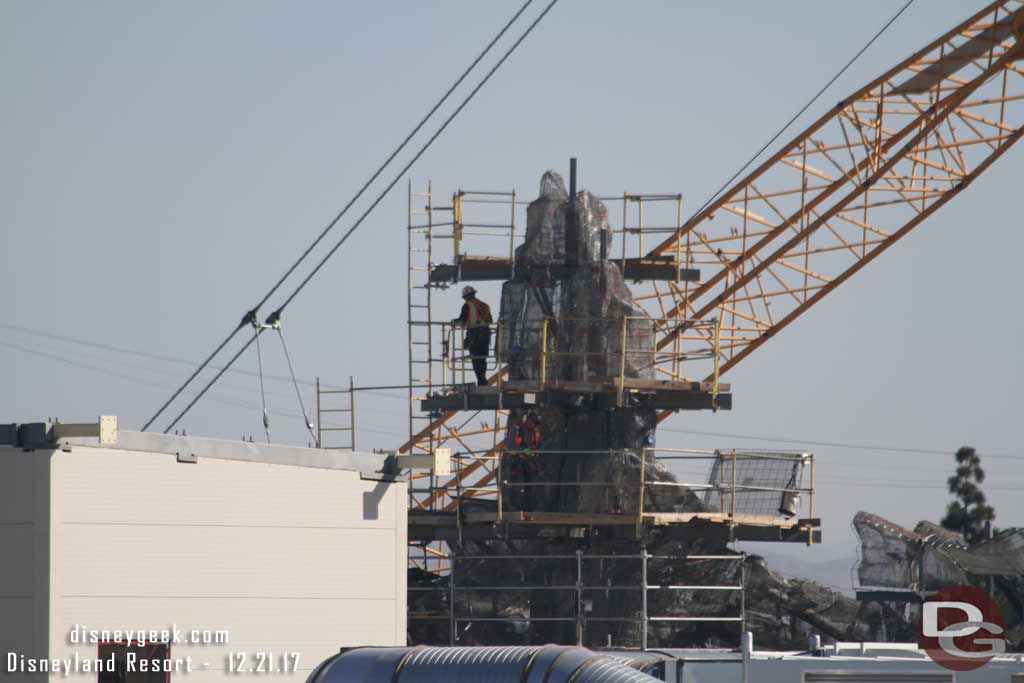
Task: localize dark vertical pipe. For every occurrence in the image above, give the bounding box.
[566,157,578,267]
[564,158,578,381]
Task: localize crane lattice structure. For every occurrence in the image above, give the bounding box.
[643,0,1023,414]
[399,0,1024,573]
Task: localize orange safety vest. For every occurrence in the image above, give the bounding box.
[465,298,492,329]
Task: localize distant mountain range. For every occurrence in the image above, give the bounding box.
[745,548,858,597]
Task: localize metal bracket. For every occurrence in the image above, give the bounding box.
[52,415,118,445]
[392,447,452,475]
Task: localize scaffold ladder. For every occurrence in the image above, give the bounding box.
[314,376,355,450]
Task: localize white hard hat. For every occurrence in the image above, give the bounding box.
[461,285,476,297]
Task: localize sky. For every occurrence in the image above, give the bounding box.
[3,0,1022,573]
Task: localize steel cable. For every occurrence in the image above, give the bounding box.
[160,0,560,433]
[276,326,317,441]
[254,327,270,443]
[142,0,539,431]
[681,0,915,228]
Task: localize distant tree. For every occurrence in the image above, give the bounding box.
[940,446,996,544]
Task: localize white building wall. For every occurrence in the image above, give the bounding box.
[42,444,405,682]
[680,653,1024,682]
[0,448,50,682]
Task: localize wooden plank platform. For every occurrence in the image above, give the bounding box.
[419,380,731,413]
[408,509,820,544]
[429,256,700,283]
[461,510,801,529]
[644,511,798,528]
[502,378,731,394]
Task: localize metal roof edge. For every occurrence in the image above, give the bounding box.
[4,426,400,482]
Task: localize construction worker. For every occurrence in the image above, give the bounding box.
[505,411,543,511]
[515,412,542,453]
[452,285,492,386]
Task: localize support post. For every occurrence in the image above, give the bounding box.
[509,190,517,278]
[618,316,628,406]
[621,193,628,268]
[731,449,737,525]
[496,320,504,395]
[541,318,549,389]
[575,549,584,646]
[740,561,747,648]
[449,558,456,645]
[315,377,322,449]
[675,194,683,284]
[348,375,356,450]
[453,191,463,260]
[637,448,647,539]
[456,454,463,546]
[641,545,649,651]
[441,323,448,389]
[637,197,644,257]
[808,456,815,546]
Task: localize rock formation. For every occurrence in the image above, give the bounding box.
[409,172,1023,651]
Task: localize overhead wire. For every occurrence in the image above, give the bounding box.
[33,322,981,457]
[267,0,560,317]
[0,339,410,441]
[0,321,336,389]
[0,335,410,420]
[2,321,419,400]
[0,339,297,418]
[141,0,543,432]
[13,330,1018,489]
[160,0,561,434]
[10,327,1017,468]
[682,0,915,225]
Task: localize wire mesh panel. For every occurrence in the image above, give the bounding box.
[702,450,808,517]
[407,551,745,648]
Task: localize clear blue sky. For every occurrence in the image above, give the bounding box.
[3,1,1022,566]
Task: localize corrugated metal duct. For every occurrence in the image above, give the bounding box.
[307,645,662,683]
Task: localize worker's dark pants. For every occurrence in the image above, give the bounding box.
[465,327,491,386]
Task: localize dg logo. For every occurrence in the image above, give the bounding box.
[919,584,1005,671]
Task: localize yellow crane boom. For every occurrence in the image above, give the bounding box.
[647,1,1023,402]
[396,0,1023,518]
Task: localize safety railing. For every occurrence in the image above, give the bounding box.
[314,376,356,450]
[438,315,724,405]
[574,192,690,276]
[532,316,721,405]
[501,448,642,522]
[641,448,815,544]
[431,191,697,288]
[408,550,746,649]
[441,321,505,388]
[445,447,814,541]
[450,190,519,266]
[447,191,691,276]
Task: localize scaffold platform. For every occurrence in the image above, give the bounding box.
[419,379,731,412]
[429,254,700,284]
[408,509,820,544]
